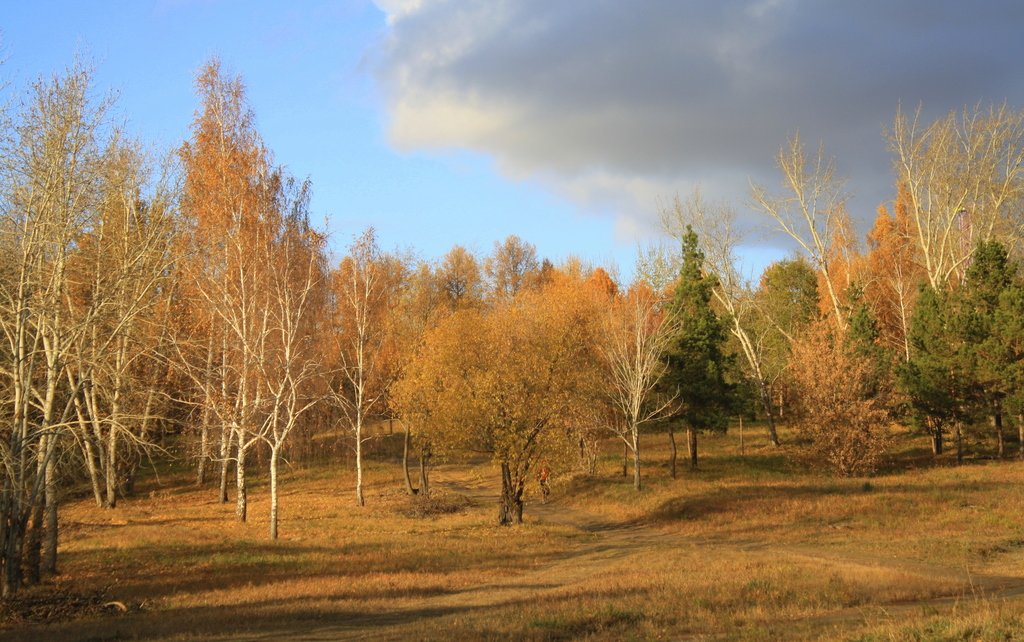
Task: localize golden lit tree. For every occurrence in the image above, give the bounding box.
[862,185,925,361]
[394,271,600,524]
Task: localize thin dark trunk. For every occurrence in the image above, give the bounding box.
[668,426,677,479]
[2,513,24,597]
[1018,414,1023,461]
[418,448,430,497]
[759,385,780,447]
[497,461,524,525]
[622,442,628,478]
[402,429,416,495]
[687,428,698,470]
[994,411,1004,458]
[931,423,943,456]
[955,422,963,464]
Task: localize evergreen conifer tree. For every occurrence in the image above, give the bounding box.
[960,241,1018,457]
[901,286,970,458]
[663,226,732,473]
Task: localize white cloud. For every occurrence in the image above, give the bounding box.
[372,0,1024,242]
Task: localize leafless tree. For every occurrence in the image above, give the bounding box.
[889,103,1024,288]
[750,135,851,330]
[601,285,678,490]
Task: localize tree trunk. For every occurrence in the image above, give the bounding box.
[196,407,210,486]
[993,410,1004,458]
[218,424,231,503]
[955,422,963,464]
[26,436,48,585]
[418,448,430,497]
[667,427,675,477]
[197,340,215,486]
[2,512,24,597]
[1018,414,1023,461]
[622,442,628,478]
[931,423,943,456]
[72,390,104,507]
[43,455,57,575]
[105,425,118,509]
[632,432,641,491]
[25,493,42,586]
[82,436,103,507]
[497,461,523,525]
[236,444,247,522]
[402,429,416,495]
[759,384,780,447]
[269,447,279,540]
[355,423,365,507]
[668,426,677,479]
[687,428,698,470]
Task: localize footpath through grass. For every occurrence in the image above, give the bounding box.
[6,425,1024,641]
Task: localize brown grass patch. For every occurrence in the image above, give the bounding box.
[6,424,1024,640]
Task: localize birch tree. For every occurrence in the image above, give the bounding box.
[179,58,279,521]
[331,228,405,507]
[0,63,108,595]
[750,135,851,331]
[261,179,327,539]
[66,137,177,509]
[601,283,677,490]
[889,103,1024,288]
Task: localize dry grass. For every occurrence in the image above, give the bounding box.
[6,424,1024,641]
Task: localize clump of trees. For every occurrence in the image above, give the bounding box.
[4,50,1024,600]
[393,269,603,524]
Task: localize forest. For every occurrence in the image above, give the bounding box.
[3,57,1024,639]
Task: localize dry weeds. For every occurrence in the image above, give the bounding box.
[5,425,1024,641]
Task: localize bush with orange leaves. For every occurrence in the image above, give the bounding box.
[788,319,890,476]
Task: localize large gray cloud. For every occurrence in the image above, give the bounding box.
[372,0,1024,241]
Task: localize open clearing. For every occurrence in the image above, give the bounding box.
[5,427,1024,641]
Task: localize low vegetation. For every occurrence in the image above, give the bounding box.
[2,426,1023,640]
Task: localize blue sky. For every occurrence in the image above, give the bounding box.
[4,1,1023,283]
[1,1,627,274]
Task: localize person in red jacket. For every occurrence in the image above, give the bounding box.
[537,461,551,503]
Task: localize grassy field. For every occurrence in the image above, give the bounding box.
[5,424,1024,641]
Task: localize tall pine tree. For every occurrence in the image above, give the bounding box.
[960,240,1018,457]
[994,279,1024,459]
[663,226,731,473]
[901,285,971,458]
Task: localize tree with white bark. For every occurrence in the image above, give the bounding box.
[601,282,678,490]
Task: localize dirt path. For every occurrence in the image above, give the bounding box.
[264,465,1024,641]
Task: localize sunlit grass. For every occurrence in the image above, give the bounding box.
[10,422,1024,640]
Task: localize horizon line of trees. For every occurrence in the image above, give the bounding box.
[2,56,1023,598]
